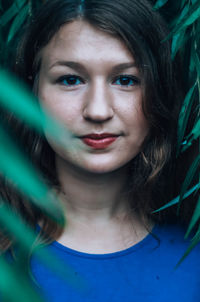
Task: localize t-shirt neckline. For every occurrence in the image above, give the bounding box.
[51,224,159,259]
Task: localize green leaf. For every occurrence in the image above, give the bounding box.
[0,254,44,302]
[153,0,168,10]
[152,183,200,213]
[163,2,200,42]
[192,0,199,4]
[0,202,37,250]
[185,195,200,238]
[0,70,73,150]
[177,154,200,213]
[0,3,18,26]
[181,4,200,28]
[193,45,200,79]
[169,3,191,59]
[181,117,200,152]
[172,2,200,34]
[16,0,27,10]
[7,4,29,43]
[175,224,200,267]
[171,29,189,59]
[0,202,83,294]
[176,82,196,156]
[181,0,188,10]
[0,70,45,131]
[0,123,65,225]
[170,2,190,28]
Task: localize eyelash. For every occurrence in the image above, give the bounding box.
[56,74,140,87]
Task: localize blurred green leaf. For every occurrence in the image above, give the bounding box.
[0,3,18,26]
[0,201,83,293]
[16,0,27,10]
[0,70,47,131]
[163,2,200,41]
[7,4,29,43]
[171,29,189,59]
[172,2,200,33]
[192,0,199,4]
[0,254,44,302]
[153,0,168,10]
[180,3,200,28]
[0,70,74,149]
[181,0,188,10]
[0,123,65,225]
[0,201,37,251]
[170,3,190,28]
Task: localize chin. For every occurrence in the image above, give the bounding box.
[76,157,132,175]
[56,148,139,175]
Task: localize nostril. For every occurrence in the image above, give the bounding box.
[83,103,114,122]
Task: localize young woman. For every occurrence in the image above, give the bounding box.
[1,0,200,301]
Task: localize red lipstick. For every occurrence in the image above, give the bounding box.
[81,133,118,149]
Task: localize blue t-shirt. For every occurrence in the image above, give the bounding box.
[31,224,200,302]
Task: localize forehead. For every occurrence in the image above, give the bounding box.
[40,20,134,68]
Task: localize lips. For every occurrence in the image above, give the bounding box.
[81,133,119,149]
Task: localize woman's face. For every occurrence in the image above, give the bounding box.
[38,21,149,173]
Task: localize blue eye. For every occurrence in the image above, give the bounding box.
[113,76,140,87]
[58,75,83,86]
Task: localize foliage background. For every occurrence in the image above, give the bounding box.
[0,0,199,301]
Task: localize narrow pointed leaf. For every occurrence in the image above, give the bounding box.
[152,183,200,213]
[16,0,26,10]
[181,0,188,10]
[0,3,18,26]
[193,47,200,79]
[0,255,44,302]
[0,69,49,132]
[7,4,29,43]
[173,2,200,33]
[164,2,200,41]
[170,3,190,28]
[177,154,200,212]
[0,202,37,250]
[0,124,65,225]
[185,196,200,238]
[153,0,168,10]
[177,83,196,156]
[181,4,200,28]
[182,118,200,152]
[0,70,74,150]
[0,201,83,291]
[176,225,200,267]
[171,29,189,59]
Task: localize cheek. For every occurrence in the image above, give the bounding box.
[38,86,81,126]
[115,92,148,133]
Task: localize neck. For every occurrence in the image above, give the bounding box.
[56,155,130,222]
[55,155,153,253]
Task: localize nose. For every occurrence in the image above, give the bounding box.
[83,81,114,122]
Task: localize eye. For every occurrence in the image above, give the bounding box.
[57,75,84,86]
[113,75,140,87]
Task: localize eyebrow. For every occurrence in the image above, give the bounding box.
[49,61,137,73]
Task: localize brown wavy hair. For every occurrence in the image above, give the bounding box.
[0,0,191,250]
